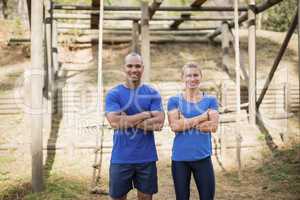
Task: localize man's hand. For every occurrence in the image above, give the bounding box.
[135,111,165,132]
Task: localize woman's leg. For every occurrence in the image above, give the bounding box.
[191,157,215,200]
[172,160,192,200]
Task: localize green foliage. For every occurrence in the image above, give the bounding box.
[262,0,297,32]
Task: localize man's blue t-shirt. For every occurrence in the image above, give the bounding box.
[167,93,219,161]
[105,84,163,164]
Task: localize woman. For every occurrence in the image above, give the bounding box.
[167,62,219,200]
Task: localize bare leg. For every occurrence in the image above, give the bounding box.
[112,195,127,200]
[137,190,152,200]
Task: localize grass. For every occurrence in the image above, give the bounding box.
[255,144,300,195]
[0,174,92,200]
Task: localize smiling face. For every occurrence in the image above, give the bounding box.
[124,54,144,83]
[182,64,202,89]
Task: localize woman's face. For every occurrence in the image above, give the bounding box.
[183,67,202,89]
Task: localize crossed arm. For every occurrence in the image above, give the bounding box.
[167,109,219,133]
[106,111,165,132]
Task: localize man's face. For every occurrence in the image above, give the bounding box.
[124,56,144,82]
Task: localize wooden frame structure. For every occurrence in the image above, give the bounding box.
[26,0,298,192]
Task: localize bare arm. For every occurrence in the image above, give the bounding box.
[106,111,151,129]
[167,109,209,132]
[195,110,219,133]
[136,111,165,131]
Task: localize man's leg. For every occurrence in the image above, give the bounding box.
[111,194,127,200]
[133,162,158,200]
[137,190,152,200]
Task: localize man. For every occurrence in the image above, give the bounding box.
[105,52,165,200]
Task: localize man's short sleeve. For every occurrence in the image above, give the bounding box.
[105,90,121,113]
[209,96,219,111]
[150,90,163,112]
[167,96,179,112]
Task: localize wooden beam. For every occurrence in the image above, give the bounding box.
[257,11,298,109]
[298,0,300,94]
[91,0,99,29]
[221,22,230,74]
[52,13,234,21]
[52,4,248,12]
[170,13,191,30]
[141,1,150,82]
[26,0,31,28]
[191,0,208,7]
[97,0,104,116]
[149,0,163,19]
[207,0,284,40]
[132,20,139,53]
[234,0,242,178]
[44,0,53,138]
[248,0,256,125]
[29,0,44,192]
[52,20,59,77]
[56,23,217,31]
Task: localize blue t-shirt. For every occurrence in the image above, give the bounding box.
[167,93,219,161]
[105,84,163,164]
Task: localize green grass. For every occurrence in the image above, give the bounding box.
[255,143,300,195]
[0,174,90,200]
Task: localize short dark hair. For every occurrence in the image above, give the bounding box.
[125,52,143,65]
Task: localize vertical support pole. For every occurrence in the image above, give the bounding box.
[221,22,230,74]
[91,0,99,29]
[141,1,150,83]
[28,0,44,192]
[52,19,58,75]
[44,0,53,136]
[97,0,104,116]
[51,19,59,114]
[298,0,300,90]
[234,0,242,178]
[248,0,256,125]
[27,0,31,28]
[132,20,139,53]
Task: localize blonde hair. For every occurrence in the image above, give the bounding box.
[181,62,203,77]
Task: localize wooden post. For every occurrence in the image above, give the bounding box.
[27,0,31,28]
[91,0,99,29]
[221,22,230,74]
[248,0,256,125]
[298,0,300,91]
[52,19,58,75]
[141,1,150,82]
[97,0,104,116]
[234,0,242,178]
[132,20,139,53]
[44,0,53,136]
[28,0,44,192]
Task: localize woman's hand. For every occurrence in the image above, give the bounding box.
[195,110,219,133]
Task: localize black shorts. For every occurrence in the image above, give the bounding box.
[109,161,158,198]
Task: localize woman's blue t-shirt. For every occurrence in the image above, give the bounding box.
[105,84,163,164]
[167,93,219,161]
